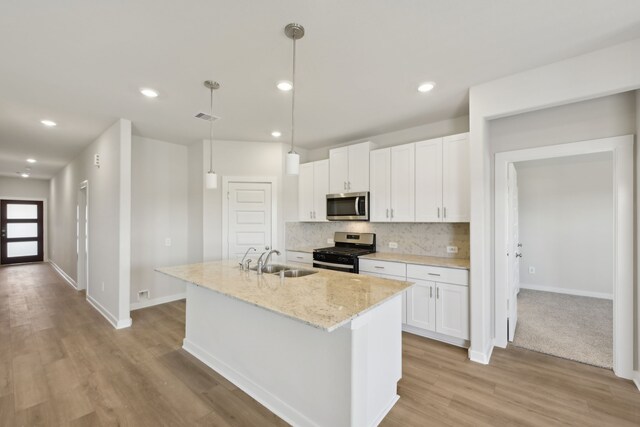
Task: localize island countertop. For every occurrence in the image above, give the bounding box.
[157,260,412,332]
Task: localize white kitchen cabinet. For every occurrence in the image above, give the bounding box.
[406,280,436,332]
[329,141,371,193]
[359,259,407,324]
[369,143,415,222]
[435,282,469,339]
[298,160,329,222]
[286,251,313,268]
[415,133,469,223]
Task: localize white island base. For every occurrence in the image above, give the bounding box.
[183,283,403,427]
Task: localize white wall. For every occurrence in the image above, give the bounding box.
[187,142,204,263]
[0,177,49,199]
[516,153,613,298]
[49,119,132,328]
[305,115,469,161]
[468,37,640,373]
[195,140,293,263]
[130,136,188,309]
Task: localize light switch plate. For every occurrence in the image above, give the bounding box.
[529,266,536,274]
[327,238,334,244]
[165,238,172,247]
[388,242,398,249]
[446,246,458,254]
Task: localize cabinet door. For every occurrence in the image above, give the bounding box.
[415,138,443,222]
[313,160,329,221]
[390,143,415,222]
[442,134,470,222]
[369,148,391,222]
[347,142,371,192]
[360,271,407,324]
[329,147,349,194]
[435,282,469,340]
[298,163,315,221]
[406,279,436,332]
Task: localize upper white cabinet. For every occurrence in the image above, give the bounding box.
[329,141,371,193]
[370,143,415,222]
[298,159,329,222]
[415,133,469,222]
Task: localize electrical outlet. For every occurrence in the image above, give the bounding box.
[165,237,172,247]
[388,242,398,249]
[529,266,536,274]
[447,246,458,254]
[138,290,150,300]
[327,238,334,244]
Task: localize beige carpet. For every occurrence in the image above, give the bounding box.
[512,289,613,369]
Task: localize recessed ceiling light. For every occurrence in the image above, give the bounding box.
[41,119,57,127]
[271,131,282,137]
[140,88,159,98]
[277,81,293,91]
[20,173,30,178]
[26,158,37,163]
[417,82,436,93]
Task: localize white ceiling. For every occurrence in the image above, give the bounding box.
[1,0,640,179]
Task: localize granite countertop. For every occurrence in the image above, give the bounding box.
[360,252,470,270]
[157,260,412,332]
[285,247,318,254]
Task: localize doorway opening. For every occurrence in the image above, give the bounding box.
[77,181,89,292]
[222,177,278,262]
[0,199,44,265]
[509,153,614,368]
[494,135,634,379]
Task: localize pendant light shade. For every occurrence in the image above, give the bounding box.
[284,23,304,176]
[204,80,220,189]
[286,152,300,175]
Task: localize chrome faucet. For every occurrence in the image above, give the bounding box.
[256,249,281,275]
[240,247,257,270]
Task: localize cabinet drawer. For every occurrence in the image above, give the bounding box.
[406,264,468,286]
[359,259,406,277]
[286,251,312,265]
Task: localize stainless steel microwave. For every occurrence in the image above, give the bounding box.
[326,192,369,221]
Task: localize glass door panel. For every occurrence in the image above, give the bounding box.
[7,223,38,238]
[7,204,38,219]
[7,241,38,257]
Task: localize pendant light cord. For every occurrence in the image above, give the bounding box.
[209,86,214,173]
[290,35,296,154]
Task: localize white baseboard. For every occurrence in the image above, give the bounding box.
[86,294,132,329]
[130,292,186,311]
[468,339,494,365]
[520,283,612,300]
[633,371,640,392]
[402,324,469,348]
[183,339,318,427]
[48,261,77,290]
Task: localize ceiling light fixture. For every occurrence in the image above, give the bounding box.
[204,80,220,189]
[271,131,282,138]
[284,23,304,175]
[417,82,436,93]
[277,81,293,92]
[41,119,56,127]
[140,88,159,98]
[26,158,37,163]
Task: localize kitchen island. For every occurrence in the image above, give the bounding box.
[157,260,412,427]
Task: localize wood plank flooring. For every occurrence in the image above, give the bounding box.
[1,262,638,426]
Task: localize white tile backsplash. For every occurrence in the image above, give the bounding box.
[285,221,469,258]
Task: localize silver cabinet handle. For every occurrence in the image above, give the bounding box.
[354,197,360,216]
[374,266,385,269]
[437,287,440,299]
[443,207,447,218]
[313,211,316,219]
[430,286,433,298]
[344,181,347,190]
[386,208,389,218]
[390,208,394,219]
[310,211,313,219]
[348,181,351,190]
[296,256,303,259]
[437,207,440,218]
[428,272,440,276]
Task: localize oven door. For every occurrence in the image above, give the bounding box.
[312,260,355,274]
[326,192,369,221]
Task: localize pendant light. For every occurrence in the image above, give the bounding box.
[204,80,220,189]
[284,23,304,175]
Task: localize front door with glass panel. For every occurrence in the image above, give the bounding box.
[0,200,44,264]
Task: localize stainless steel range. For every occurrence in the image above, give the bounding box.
[313,232,376,274]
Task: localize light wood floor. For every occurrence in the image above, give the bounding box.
[1,263,638,426]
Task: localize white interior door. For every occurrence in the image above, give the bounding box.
[228,182,272,262]
[507,163,520,341]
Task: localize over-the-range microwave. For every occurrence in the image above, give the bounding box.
[326,192,369,221]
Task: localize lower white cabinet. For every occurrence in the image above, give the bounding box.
[286,251,313,268]
[360,270,407,324]
[406,280,436,331]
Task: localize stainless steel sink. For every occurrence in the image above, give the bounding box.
[278,269,317,278]
[250,264,289,273]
